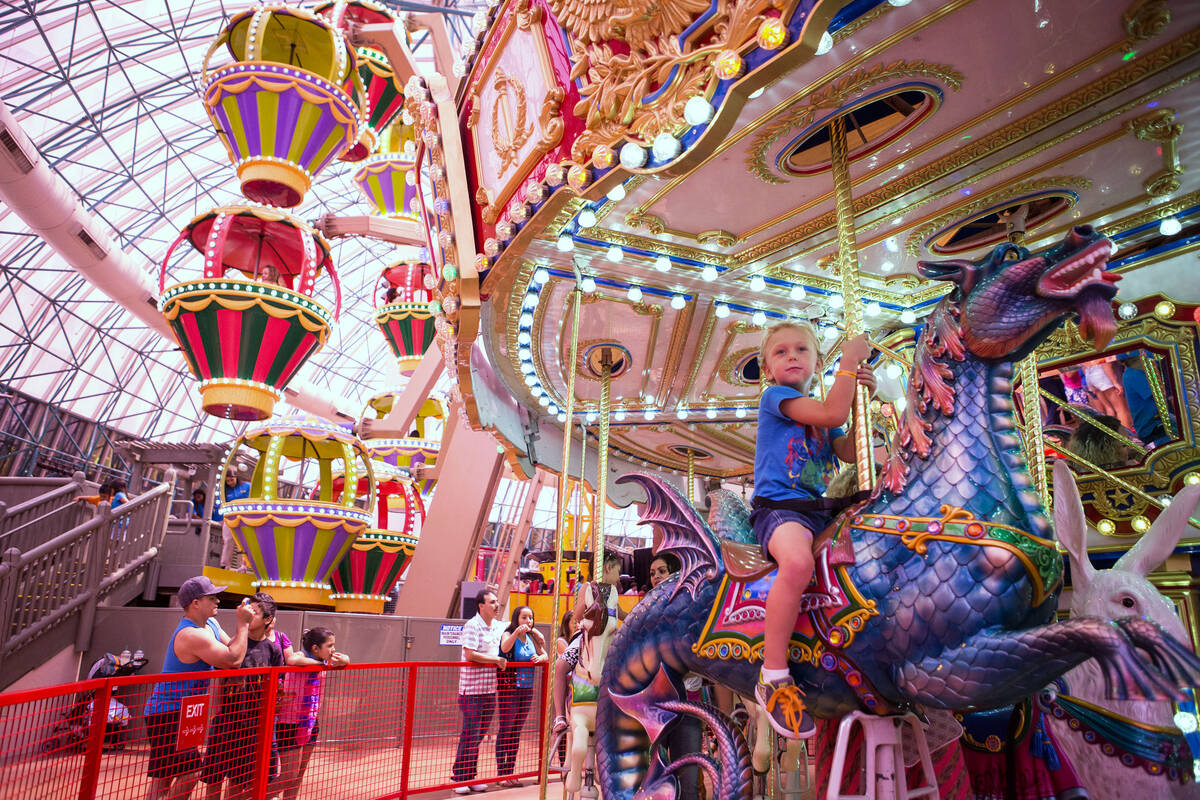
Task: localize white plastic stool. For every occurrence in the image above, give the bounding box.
[825,711,938,800]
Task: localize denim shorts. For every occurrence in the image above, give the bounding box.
[750,507,832,559]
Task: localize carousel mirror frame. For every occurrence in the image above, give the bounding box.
[1030,294,1200,547]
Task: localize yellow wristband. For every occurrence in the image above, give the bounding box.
[835,369,856,379]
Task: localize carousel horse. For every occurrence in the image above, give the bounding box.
[963,461,1200,799]
[595,228,1200,800]
[553,580,620,794]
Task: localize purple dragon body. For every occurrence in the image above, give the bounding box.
[596,229,1200,800]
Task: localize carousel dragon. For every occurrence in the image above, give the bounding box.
[595,227,1200,800]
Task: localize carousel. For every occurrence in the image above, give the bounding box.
[171,0,1200,798]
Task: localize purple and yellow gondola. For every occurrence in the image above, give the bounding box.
[201,5,361,207]
[221,418,375,607]
[159,205,341,421]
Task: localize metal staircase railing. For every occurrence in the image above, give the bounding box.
[0,471,95,553]
[0,470,175,686]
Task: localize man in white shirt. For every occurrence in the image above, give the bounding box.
[451,588,508,793]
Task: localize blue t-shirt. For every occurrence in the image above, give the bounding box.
[753,385,844,502]
[213,481,251,521]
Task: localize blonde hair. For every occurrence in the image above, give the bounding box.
[758,320,823,389]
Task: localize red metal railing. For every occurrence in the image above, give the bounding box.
[0,661,550,800]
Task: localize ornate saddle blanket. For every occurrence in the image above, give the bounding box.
[694,514,876,667]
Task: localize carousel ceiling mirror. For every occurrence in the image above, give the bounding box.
[1022,296,1200,542]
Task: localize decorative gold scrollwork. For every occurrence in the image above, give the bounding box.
[1122,0,1170,42]
[490,68,534,173]
[1128,108,1183,198]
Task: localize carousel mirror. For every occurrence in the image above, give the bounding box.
[1020,295,1200,541]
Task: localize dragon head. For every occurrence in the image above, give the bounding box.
[918,226,1120,362]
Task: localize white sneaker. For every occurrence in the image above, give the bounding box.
[453,787,471,795]
[470,785,489,792]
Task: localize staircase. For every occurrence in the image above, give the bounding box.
[0,471,175,689]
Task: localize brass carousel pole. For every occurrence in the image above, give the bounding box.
[540,284,583,800]
[828,113,874,490]
[594,351,612,580]
[687,449,696,505]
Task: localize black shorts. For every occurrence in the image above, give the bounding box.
[201,710,257,785]
[276,721,320,750]
[146,711,203,780]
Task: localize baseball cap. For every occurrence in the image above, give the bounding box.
[178,575,227,608]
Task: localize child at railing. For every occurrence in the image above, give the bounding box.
[274,627,350,800]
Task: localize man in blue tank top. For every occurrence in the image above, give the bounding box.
[143,575,252,800]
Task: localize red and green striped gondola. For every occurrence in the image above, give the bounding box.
[159,205,341,421]
[375,261,436,377]
[314,0,408,162]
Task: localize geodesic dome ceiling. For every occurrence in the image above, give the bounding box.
[0,1,474,441]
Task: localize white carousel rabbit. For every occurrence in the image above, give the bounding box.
[1051,460,1200,799]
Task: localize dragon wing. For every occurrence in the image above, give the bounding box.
[706,488,754,545]
[616,473,721,601]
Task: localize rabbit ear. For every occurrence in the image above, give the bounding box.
[1115,482,1200,577]
[1053,461,1095,590]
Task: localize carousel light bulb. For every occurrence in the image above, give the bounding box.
[670,294,686,310]
[714,49,743,80]
[684,95,715,126]
[614,408,627,421]
[538,395,551,407]
[757,17,787,49]
[1174,711,1198,734]
[735,407,747,419]
[750,275,766,292]
[586,411,598,423]
[1118,302,1137,319]
[620,142,648,169]
[1185,472,1200,486]
[900,308,917,324]
[607,245,624,262]
[520,362,535,375]
[556,234,574,251]
[581,276,597,293]
[523,293,539,309]
[627,285,643,302]
[591,145,615,170]
[815,31,834,55]
[823,326,839,341]
[606,183,627,202]
[828,293,845,309]
[524,374,537,386]
[578,208,597,228]
[705,407,718,419]
[1159,216,1182,236]
[676,407,689,420]
[519,312,534,328]
[752,310,767,326]
[519,346,532,360]
[652,132,682,161]
[702,265,719,282]
[789,284,806,301]
[644,409,656,421]
[517,331,532,345]
[866,301,882,317]
[823,373,835,387]
[1131,515,1151,532]
[533,267,550,284]
[654,255,671,272]
[715,303,730,318]
[557,412,567,422]
[886,362,903,379]
[1155,300,1175,318]
[888,0,912,6]
[896,396,908,412]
